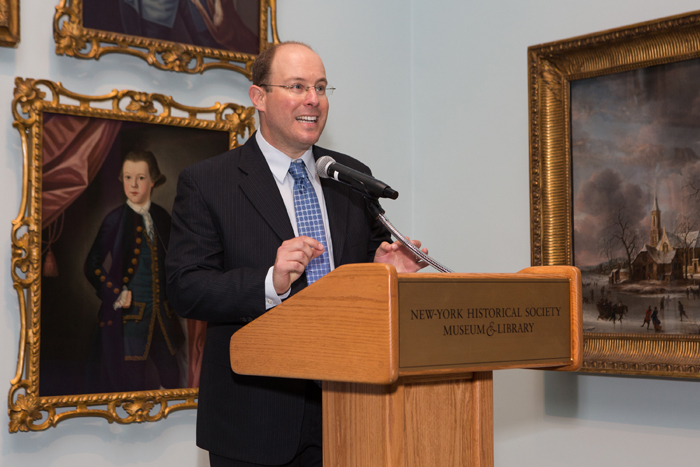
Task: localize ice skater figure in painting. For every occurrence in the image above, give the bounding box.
[678,301,689,322]
[651,306,662,333]
[691,286,700,300]
[84,150,185,393]
[641,306,652,329]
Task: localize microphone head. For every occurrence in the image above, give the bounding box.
[316,155,335,179]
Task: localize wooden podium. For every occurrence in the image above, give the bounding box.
[230,263,582,467]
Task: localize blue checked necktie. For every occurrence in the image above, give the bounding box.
[288,159,331,284]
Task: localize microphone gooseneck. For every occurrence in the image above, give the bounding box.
[366,201,453,273]
[316,156,452,272]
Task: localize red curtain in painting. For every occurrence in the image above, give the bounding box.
[188,320,207,388]
[42,115,122,228]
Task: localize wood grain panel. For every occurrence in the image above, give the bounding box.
[404,372,493,467]
[230,263,399,384]
[323,381,404,467]
[324,373,493,467]
[404,378,471,466]
[469,372,494,467]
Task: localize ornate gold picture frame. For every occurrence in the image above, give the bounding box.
[54,0,280,79]
[9,77,255,432]
[529,11,700,378]
[0,0,19,47]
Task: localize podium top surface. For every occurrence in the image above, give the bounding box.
[229,264,582,384]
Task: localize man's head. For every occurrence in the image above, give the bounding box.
[249,42,329,159]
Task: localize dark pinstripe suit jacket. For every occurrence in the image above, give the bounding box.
[166,134,390,464]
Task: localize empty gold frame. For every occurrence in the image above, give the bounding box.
[9,77,255,432]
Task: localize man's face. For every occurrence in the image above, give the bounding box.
[255,44,329,158]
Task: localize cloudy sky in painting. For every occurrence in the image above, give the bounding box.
[572,58,700,266]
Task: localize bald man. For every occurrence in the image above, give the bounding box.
[167,42,425,466]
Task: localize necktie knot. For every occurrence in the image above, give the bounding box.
[288,159,308,182]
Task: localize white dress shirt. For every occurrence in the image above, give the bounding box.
[256,131,335,309]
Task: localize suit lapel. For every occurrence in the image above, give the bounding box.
[237,137,295,242]
[314,147,350,267]
[236,139,352,261]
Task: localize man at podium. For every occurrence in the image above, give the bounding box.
[166,42,426,467]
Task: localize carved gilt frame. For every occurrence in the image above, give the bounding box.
[0,0,19,47]
[54,0,280,79]
[9,77,255,432]
[529,11,700,378]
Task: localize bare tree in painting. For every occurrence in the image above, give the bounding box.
[605,204,641,273]
[684,165,700,213]
[685,171,700,202]
[598,235,618,273]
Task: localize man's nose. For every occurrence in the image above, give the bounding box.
[303,87,320,106]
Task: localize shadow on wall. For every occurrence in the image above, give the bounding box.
[544,371,700,430]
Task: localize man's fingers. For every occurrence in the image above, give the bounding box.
[285,249,313,265]
[272,236,327,294]
[310,246,325,259]
[377,241,394,253]
[296,235,325,251]
[279,259,306,276]
[280,237,324,260]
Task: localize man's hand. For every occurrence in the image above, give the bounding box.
[374,238,428,273]
[272,236,325,294]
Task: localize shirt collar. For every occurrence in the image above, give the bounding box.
[255,130,315,183]
[127,199,151,215]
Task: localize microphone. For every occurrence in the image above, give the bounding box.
[316,156,399,200]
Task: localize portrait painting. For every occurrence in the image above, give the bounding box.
[528,10,700,378]
[39,115,230,397]
[9,78,255,431]
[54,0,280,78]
[82,0,260,55]
[572,58,700,337]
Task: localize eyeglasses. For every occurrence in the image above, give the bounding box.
[260,83,335,97]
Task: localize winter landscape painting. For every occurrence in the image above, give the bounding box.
[572,57,700,336]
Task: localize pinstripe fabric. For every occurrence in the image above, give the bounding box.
[166,134,391,464]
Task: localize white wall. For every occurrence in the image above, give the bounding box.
[1,1,699,466]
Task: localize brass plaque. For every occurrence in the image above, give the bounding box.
[399,278,571,371]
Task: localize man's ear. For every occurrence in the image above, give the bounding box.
[249,85,266,112]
